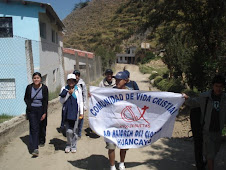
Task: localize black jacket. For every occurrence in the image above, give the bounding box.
[24,83,49,116]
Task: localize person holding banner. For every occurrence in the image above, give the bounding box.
[105,71,129,170]
[90,72,185,169]
[99,69,116,88]
[59,74,84,153]
[123,70,139,90]
[183,74,226,170]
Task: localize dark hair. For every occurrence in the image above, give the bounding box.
[32,72,42,79]
[212,74,225,85]
[105,69,113,75]
[73,70,80,76]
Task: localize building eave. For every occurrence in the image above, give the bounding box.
[0,0,65,30]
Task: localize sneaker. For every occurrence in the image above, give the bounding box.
[119,165,126,170]
[65,147,70,153]
[71,148,76,153]
[32,149,39,157]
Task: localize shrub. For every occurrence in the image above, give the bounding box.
[182,89,199,97]
[154,76,163,86]
[156,79,169,91]
[155,78,185,92]
[162,73,169,79]
[149,72,159,80]
[139,65,153,74]
[0,114,14,123]
[167,79,185,93]
[141,51,155,64]
[222,126,226,136]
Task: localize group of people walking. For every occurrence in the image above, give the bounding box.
[24,69,225,170]
[24,70,88,157]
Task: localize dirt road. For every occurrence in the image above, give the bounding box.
[0,64,225,170]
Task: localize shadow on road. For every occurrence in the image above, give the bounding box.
[20,135,31,153]
[68,154,143,170]
[142,137,226,170]
[140,80,150,83]
[49,138,66,151]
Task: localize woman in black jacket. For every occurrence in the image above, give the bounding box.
[24,72,48,157]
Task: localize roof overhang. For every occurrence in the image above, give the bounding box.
[0,0,65,31]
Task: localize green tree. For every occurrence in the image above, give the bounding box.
[148,0,226,91]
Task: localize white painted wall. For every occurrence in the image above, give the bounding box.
[38,13,63,92]
[64,53,76,73]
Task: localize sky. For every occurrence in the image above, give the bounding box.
[31,0,87,20]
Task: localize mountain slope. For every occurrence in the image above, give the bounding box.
[63,0,129,51]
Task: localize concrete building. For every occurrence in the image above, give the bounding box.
[116,46,136,64]
[62,48,94,83]
[0,0,64,116]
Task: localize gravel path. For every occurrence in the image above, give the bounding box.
[0,64,225,170]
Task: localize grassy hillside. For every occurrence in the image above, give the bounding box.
[63,0,158,53]
[63,0,127,51]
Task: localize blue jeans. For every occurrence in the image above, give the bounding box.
[28,106,45,150]
[78,118,84,137]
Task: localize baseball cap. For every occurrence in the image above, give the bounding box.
[73,70,80,75]
[105,69,113,74]
[67,74,76,80]
[124,70,130,77]
[114,71,128,80]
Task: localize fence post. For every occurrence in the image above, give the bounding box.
[59,46,65,86]
[98,55,102,76]
[86,54,90,84]
[75,51,79,70]
[93,55,97,81]
[25,40,34,84]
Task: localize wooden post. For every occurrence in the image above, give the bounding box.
[25,40,34,84]
[86,54,90,84]
[59,46,65,86]
[75,51,79,70]
[97,55,102,76]
[93,55,97,81]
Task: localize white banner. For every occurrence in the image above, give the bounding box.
[89,86,185,149]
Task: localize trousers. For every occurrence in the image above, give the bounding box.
[29,106,46,150]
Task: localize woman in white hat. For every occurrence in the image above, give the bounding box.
[59,74,84,153]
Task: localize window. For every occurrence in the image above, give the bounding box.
[55,32,58,44]
[0,17,13,38]
[53,70,56,83]
[0,79,16,99]
[125,57,127,60]
[120,57,122,61]
[39,22,46,39]
[52,30,55,43]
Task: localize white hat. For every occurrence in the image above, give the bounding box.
[67,74,76,80]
